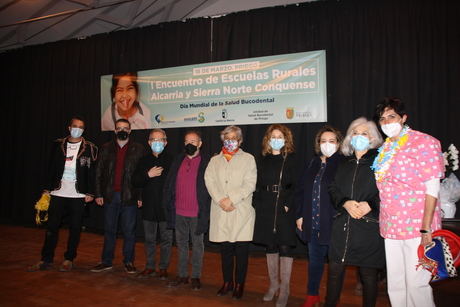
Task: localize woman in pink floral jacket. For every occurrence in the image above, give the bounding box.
[372,97,445,307]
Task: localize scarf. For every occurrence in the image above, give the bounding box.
[222,146,239,161]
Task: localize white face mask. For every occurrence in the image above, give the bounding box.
[320,142,337,157]
[381,122,402,138]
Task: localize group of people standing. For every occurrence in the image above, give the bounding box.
[29,97,444,307]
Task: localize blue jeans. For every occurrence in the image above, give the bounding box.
[101,192,137,265]
[307,230,329,295]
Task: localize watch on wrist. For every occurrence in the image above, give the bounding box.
[420,229,432,234]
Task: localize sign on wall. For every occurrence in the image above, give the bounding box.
[100,50,327,130]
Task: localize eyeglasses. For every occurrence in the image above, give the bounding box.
[115,127,130,132]
[149,138,166,142]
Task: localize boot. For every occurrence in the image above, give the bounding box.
[276,256,293,307]
[301,295,321,307]
[217,281,234,296]
[263,253,280,301]
[232,283,245,299]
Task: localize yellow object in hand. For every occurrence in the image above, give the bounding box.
[34,193,51,225]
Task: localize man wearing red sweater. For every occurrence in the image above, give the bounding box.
[91,119,145,274]
[163,130,211,290]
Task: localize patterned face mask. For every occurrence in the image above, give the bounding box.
[223,139,238,152]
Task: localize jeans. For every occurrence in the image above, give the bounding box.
[101,192,137,265]
[221,241,250,284]
[175,215,204,278]
[41,196,85,263]
[143,220,173,270]
[307,230,329,295]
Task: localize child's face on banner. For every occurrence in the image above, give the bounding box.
[114,76,137,113]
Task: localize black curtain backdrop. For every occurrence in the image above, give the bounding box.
[2,0,459,232]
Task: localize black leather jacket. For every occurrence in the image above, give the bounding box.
[45,136,98,196]
[95,139,146,205]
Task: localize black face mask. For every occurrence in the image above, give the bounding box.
[184,143,198,155]
[116,131,129,141]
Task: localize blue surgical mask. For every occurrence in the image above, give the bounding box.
[151,141,165,154]
[269,138,285,151]
[223,139,238,152]
[351,135,370,151]
[70,127,83,138]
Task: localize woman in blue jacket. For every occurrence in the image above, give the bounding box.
[296,125,343,307]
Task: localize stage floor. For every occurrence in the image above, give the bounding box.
[0,224,395,306]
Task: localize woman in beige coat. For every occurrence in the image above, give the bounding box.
[204,125,257,300]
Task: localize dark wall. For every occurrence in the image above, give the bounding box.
[2,0,459,227]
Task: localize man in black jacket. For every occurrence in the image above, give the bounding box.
[91,119,146,274]
[163,130,211,290]
[28,116,98,272]
[133,128,173,280]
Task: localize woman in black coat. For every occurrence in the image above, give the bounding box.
[295,125,344,307]
[325,117,385,307]
[253,124,297,307]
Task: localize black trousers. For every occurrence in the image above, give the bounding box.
[325,262,378,307]
[41,195,85,263]
[220,241,250,284]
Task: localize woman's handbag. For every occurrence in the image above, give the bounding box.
[34,193,51,225]
[417,229,460,282]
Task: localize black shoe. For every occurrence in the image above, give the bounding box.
[167,276,189,288]
[232,283,244,300]
[90,263,113,273]
[28,261,52,272]
[217,281,233,296]
[124,262,137,274]
[191,278,201,290]
[159,269,168,280]
[137,268,156,279]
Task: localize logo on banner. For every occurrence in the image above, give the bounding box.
[221,109,228,119]
[155,114,164,124]
[285,108,294,119]
[198,112,205,123]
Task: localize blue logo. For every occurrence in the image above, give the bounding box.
[154,114,163,124]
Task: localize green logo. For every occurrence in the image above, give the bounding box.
[198,112,205,123]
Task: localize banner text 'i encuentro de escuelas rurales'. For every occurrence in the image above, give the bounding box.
[100,50,327,130]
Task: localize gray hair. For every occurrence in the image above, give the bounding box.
[220,125,243,143]
[149,128,167,139]
[341,117,383,156]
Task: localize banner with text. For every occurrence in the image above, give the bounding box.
[100,50,327,130]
